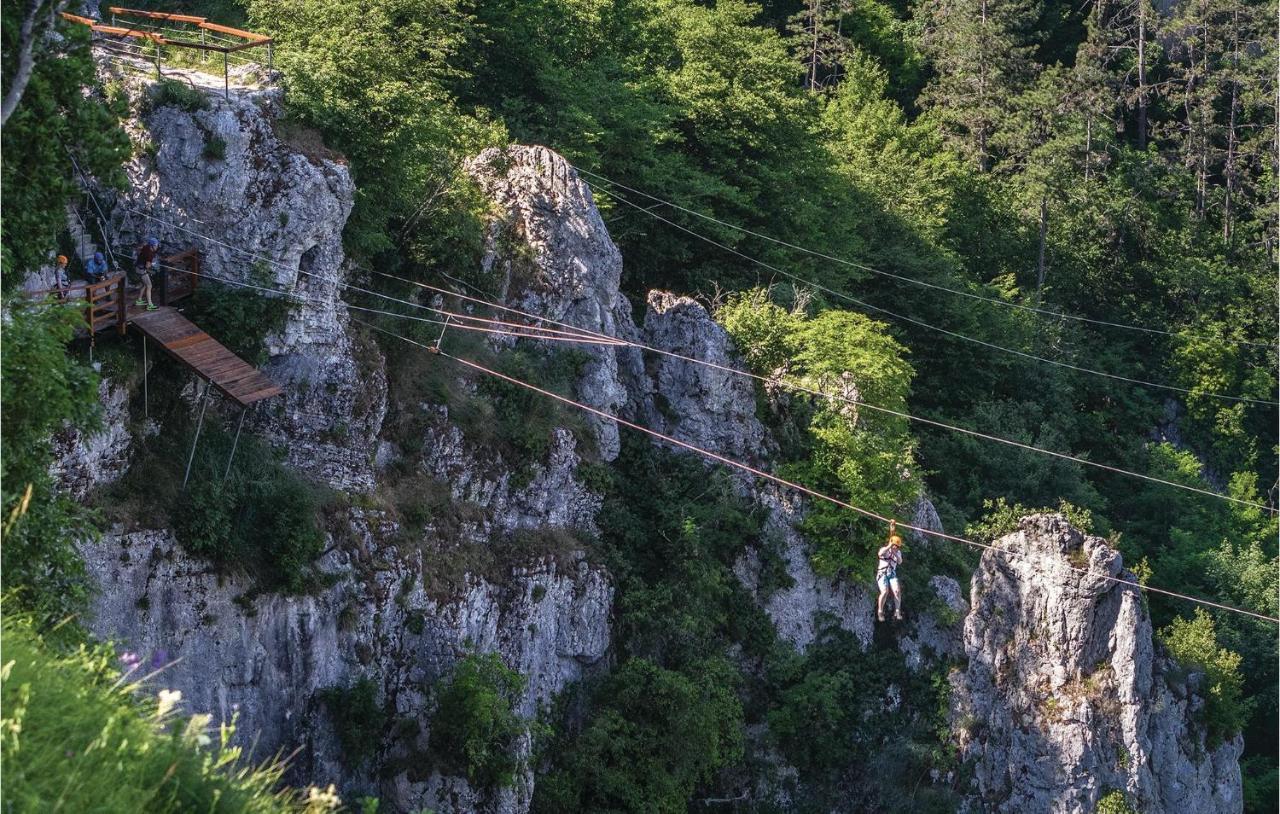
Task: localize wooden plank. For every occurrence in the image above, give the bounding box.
[129,307,282,407]
[107,7,207,23]
[199,21,268,41]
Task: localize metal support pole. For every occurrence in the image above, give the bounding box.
[182,381,212,490]
[201,29,207,62]
[223,51,229,99]
[267,42,274,72]
[143,335,149,419]
[223,408,248,481]
[432,314,451,353]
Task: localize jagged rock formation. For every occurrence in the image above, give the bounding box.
[466,145,642,462]
[51,376,135,499]
[80,521,610,814]
[65,113,1243,812]
[102,70,384,492]
[951,514,1243,814]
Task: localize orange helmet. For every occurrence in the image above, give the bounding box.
[888,519,902,547]
[56,254,68,266]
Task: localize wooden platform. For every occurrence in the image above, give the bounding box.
[130,306,282,407]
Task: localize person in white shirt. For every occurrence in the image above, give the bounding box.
[876,520,904,622]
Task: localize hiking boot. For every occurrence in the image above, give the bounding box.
[893,611,904,621]
[145,303,159,311]
[877,610,885,622]
[135,299,147,306]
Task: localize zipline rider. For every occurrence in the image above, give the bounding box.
[876,520,904,622]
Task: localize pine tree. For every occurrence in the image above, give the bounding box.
[1077,0,1162,150]
[786,0,850,90]
[916,0,1039,170]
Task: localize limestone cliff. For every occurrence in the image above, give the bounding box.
[951,514,1243,814]
[61,80,1243,813]
[101,70,384,492]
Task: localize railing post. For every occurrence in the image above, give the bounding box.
[223,51,229,99]
[158,264,169,306]
[116,275,127,334]
[190,252,200,294]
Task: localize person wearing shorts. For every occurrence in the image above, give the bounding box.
[134,237,161,311]
[876,520,904,622]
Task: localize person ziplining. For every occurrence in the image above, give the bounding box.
[876,520,905,622]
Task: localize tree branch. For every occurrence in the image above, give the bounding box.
[1,0,69,127]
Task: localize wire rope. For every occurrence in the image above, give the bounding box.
[354,316,1280,626]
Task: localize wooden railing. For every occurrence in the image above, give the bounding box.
[25,274,128,338]
[158,248,201,305]
[60,7,274,97]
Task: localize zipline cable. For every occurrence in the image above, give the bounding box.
[585,179,1278,407]
[573,165,1279,351]
[353,316,1280,626]
[371,271,1278,514]
[117,204,1277,510]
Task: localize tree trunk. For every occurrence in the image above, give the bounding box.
[809,0,821,90]
[1084,115,1093,183]
[1036,197,1049,296]
[1136,0,1148,149]
[0,1,62,128]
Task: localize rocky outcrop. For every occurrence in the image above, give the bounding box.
[102,71,384,492]
[951,514,1243,814]
[466,146,642,462]
[50,376,135,499]
[80,520,611,813]
[633,290,876,650]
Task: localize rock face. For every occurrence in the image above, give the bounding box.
[951,514,1243,814]
[466,146,642,462]
[80,520,611,814]
[50,376,134,499]
[104,71,384,492]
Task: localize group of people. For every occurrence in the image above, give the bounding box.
[49,237,164,311]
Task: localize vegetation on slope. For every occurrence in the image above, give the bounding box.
[0,613,342,813]
[2,0,1274,807]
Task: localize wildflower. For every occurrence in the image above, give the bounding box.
[305,784,343,811]
[150,648,170,669]
[119,651,141,673]
[182,713,213,747]
[156,688,183,717]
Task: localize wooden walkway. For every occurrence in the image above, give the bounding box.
[130,306,281,407]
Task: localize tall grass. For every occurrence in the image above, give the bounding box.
[0,613,344,813]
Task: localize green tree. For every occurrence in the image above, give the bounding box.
[430,651,526,788]
[1,2,128,285]
[1160,609,1248,745]
[0,300,102,621]
[718,289,918,572]
[916,0,1039,170]
[247,0,503,261]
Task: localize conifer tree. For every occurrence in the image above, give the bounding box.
[916,0,1039,170]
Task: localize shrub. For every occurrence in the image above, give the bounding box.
[1096,790,1136,814]
[964,497,1095,543]
[1,299,102,621]
[204,135,227,161]
[1159,609,1248,745]
[0,613,317,812]
[429,651,526,788]
[184,263,290,365]
[146,78,210,114]
[533,657,744,814]
[319,677,387,767]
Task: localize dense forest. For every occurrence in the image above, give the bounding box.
[2,0,1276,810]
